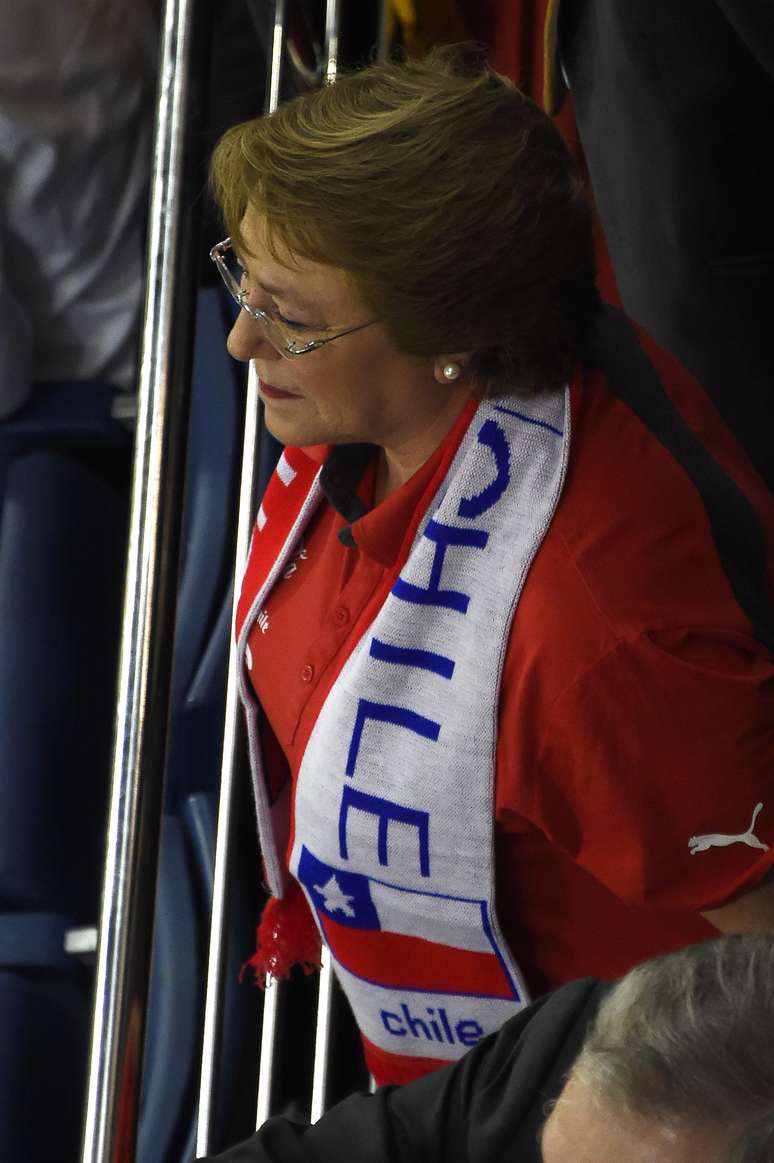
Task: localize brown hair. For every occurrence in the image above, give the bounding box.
[210,46,595,397]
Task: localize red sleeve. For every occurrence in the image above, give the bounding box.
[532,627,774,912]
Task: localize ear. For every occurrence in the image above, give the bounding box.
[432,353,472,385]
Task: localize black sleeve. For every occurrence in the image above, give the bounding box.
[196,979,605,1163]
[713,0,774,80]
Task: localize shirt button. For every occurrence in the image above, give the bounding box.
[334,606,350,626]
[301,663,315,683]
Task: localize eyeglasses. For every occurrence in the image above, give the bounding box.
[209,237,378,359]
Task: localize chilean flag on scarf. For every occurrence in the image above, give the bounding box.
[297,846,520,1000]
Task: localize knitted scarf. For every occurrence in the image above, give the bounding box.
[236,387,570,1078]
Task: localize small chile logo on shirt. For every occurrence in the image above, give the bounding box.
[283,543,308,580]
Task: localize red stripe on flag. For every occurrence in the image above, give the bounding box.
[360,1032,449,1087]
[320,913,515,999]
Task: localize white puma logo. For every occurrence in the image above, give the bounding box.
[688,802,769,855]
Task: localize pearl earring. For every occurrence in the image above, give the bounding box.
[442,362,461,381]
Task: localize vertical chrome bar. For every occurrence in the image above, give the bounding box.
[377,0,391,58]
[304,0,343,1123]
[267,0,288,112]
[196,0,286,1152]
[80,0,199,1159]
[195,382,261,1156]
[324,0,340,82]
[254,978,281,1128]
[310,949,335,1122]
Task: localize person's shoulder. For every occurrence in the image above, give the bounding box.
[505,977,606,1051]
[462,979,607,1158]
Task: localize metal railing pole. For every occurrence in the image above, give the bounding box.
[194,367,262,1155]
[310,949,335,1122]
[195,0,286,1152]
[298,0,343,1126]
[253,977,281,1129]
[377,0,391,58]
[302,3,343,1123]
[80,0,201,1158]
[324,0,340,82]
[199,0,344,1144]
[267,0,288,113]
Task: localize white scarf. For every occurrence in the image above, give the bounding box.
[237,388,570,1064]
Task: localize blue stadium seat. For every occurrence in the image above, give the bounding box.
[0,379,131,1161]
[0,288,278,1160]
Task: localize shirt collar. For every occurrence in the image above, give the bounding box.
[319,396,480,567]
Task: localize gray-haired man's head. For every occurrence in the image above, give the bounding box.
[541,934,774,1162]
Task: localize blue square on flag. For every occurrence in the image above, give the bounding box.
[298,846,380,930]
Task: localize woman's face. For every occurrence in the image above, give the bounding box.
[226,211,472,463]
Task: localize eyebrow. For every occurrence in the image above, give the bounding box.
[255,277,314,311]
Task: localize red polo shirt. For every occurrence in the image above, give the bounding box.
[246,344,774,1005]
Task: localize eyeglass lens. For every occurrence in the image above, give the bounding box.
[220,248,249,302]
[217,247,298,355]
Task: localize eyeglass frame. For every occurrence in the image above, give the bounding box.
[209,237,378,358]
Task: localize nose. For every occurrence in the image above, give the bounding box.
[226,309,282,364]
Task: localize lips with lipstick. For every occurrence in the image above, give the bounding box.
[259,381,300,400]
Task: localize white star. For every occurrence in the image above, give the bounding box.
[313,874,356,918]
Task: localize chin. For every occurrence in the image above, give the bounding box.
[262,409,330,449]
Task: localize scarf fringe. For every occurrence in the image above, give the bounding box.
[240,879,322,987]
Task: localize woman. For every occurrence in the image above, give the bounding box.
[209,48,774,1086]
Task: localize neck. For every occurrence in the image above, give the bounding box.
[373,452,405,504]
[374,388,475,503]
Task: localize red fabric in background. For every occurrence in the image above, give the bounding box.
[466,0,545,95]
[462,0,621,306]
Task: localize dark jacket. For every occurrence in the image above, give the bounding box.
[197,978,607,1163]
[555,0,774,491]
